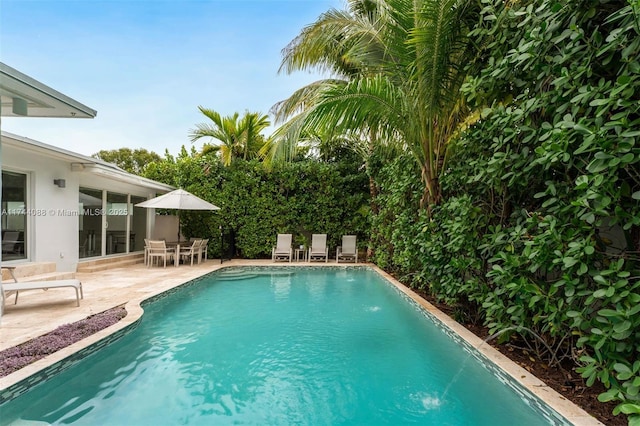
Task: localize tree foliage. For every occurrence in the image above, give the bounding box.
[189,108,270,166]
[92,148,162,175]
[271,0,480,210]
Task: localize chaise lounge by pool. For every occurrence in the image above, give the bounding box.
[0,266,592,425]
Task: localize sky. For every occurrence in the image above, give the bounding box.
[0,0,342,157]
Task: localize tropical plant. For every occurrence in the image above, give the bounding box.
[460,1,640,422]
[262,123,368,164]
[189,108,270,166]
[370,0,640,423]
[270,0,480,210]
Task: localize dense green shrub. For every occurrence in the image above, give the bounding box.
[368,153,422,276]
[463,1,640,421]
[144,150,370,259]
[370,0,640,422]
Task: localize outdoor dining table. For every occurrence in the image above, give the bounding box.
[165,241,184,267]
[165,240,202,266]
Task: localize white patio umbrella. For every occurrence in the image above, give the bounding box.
[135,189,220,241]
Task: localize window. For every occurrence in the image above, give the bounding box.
[2,171,27,260]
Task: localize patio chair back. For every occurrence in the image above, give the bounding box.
[179,239,202,266]
[337,235,358,263]
[342,235,357,255]
[275,234,292,253]
[272,234,293,262]
[199,239,209,261]
[309,234,328,262]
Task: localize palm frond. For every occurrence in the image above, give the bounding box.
[271,79,348,123]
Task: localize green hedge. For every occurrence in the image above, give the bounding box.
[144,152,370,259]
[369,0,640,422]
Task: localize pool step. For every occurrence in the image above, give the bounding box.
[214,269,295,281]
[215,271,259,281]
[77,253,145,273]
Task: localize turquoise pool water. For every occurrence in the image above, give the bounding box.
[1,267,562,425]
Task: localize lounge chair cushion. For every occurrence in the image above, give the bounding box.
[337,235,358,263]
[272,234,293,262]
[308,234,329,262]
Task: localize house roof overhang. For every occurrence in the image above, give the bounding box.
[1,131,174,192]
[0,62,97,118]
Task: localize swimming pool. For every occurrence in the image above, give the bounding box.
[1,267,568,425]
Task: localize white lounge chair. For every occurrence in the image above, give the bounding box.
[308,234,328,262]
[1,267,83,307]
[337,235,358,263]
[272,234,293,262]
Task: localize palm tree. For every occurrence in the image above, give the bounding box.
[190,107,270,166]
[262,117,370,164]
[270,0,479,210]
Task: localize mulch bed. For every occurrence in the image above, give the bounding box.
[0,306,127,378]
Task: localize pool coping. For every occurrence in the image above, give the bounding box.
[0,262,603,425]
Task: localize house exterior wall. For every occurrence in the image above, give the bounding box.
[152,215,180,241]
[2,145,78,271]
[1,142,164,272]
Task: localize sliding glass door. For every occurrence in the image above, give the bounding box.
[106,192,128,255]
[79,187,103,258]
[79,189,147,258]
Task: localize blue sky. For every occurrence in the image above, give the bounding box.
[1,0,341,156]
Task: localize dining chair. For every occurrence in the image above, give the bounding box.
[147,240,174,268]
[179,239,202,266]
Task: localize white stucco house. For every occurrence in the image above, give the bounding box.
[1,62,174,272]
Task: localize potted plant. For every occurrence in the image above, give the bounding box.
[294,235,306,250]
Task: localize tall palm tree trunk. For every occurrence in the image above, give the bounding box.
[420,163,441,210]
